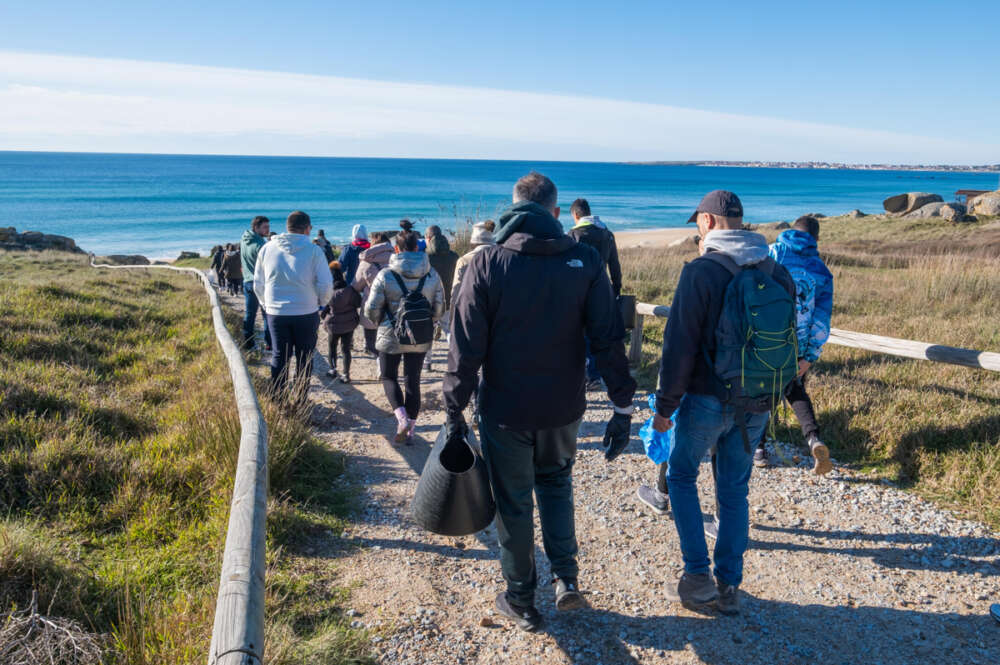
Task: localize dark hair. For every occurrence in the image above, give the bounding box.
[318,229,326,237]
[513,172,558,210]
[332,268,346,289]
[395,230,419,252]
[369,231,387,244]
[425,225,442,238]
[287,210,311,233]
[792,215,821,240]
[570,198,591,218]
[399,219,414,232]
[251,215,269,232]
[482,220,496,232]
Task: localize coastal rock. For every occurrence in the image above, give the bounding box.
[844,209,866,218]
[0,227,15,242]
[759,221,791,230]
[177,251,201,260]
[0,227,85,254]
[939,203,968,223]
[970,193,1000,217]
[883,192,943,216]
[803,212,826,219]
[904,201,948,219]
[102,254,151,266]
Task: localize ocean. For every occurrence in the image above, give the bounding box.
[1,151,996,258]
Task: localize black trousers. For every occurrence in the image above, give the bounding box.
[480,415,581,607]
[362,327,377,353]
[378,351,425,418]
[327,331,353,375]
[758,375,820,448]
[266,312,319,399]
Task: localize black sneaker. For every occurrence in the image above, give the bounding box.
[704,515,719,540]
[753,446,770,468]
[664,573,719,609]
[326,369,339,380]
[715,581,740,616]
[495,592,542,632]
[553,578,585,611]
[636,485,669,515]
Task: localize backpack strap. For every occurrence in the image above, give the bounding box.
[701,251,741,276]
[415,274,428,293]
[388,270,409,296]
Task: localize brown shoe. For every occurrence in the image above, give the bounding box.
[808,434,833,475]
[665,572,718,608]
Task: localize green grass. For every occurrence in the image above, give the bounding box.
[622,214,1000,527]
[172,257,211,269]
[0,250,369,664]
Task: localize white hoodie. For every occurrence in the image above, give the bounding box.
[253,232,334,316]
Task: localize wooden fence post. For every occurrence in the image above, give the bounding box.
[628,314,645,366]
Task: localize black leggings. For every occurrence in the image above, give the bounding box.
[378,351,425,419]
[757,375,819,448]
[327,331,353,374]
[363,327,377,353]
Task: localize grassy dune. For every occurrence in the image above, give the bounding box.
[0,251,367,664]
[622,213,1000,527]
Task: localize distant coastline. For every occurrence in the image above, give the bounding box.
[627,160,1000,174]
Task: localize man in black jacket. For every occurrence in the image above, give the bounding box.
[568,198,623,390]
[652,190,796,616]
[444,172,636,631]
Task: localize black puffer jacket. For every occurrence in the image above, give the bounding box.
[568,218,622,297]
[445,201,636,431]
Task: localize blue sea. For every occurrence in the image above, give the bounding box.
[1,151,996,258]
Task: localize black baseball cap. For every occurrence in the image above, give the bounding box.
[687,190,744,224]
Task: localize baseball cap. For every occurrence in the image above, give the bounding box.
[687,190,744,224]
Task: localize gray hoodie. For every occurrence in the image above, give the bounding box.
[701,229,769,266]
[253,232,334,316]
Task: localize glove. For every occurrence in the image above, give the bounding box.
[602,411,632,461]
[445,411,467,445]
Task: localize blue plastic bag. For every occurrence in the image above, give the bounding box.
[638,393,676,465]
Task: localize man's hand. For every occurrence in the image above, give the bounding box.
[797,359,812,378]
[602,412,632,461]
[445,411,467,445]
[652,413,674,433]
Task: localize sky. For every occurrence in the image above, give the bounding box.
[1,0,997,163]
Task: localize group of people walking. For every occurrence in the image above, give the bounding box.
[217,170,838,631]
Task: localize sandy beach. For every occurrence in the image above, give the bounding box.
[614,226,695,248]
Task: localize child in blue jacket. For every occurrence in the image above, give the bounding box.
[757,216,834,475]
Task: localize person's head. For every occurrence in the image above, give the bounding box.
[792,215,821,241]
[352,224,368,242]
[370,231,387,244]
[482,219,495,233]
[570,198,591,222]
[513,172,559,218]
[287,210,311,235]
[318,229,326,238]
[687,190,744,239]
[268,231,277,239]
[251,215,270,237]
[330,261,346,288]
[211,245,221,254]
[425,225,442,240]
[470,222,495,247]
[395,230,419,253]
[399,219,415,233]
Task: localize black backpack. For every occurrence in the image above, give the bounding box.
[386,271,434,346]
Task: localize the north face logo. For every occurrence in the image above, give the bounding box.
[566,259,583,268]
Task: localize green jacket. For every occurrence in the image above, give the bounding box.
[240,229,267,281]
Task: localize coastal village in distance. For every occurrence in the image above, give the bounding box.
[631,160,1000,172]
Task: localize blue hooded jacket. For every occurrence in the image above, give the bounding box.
[769,229,834,363]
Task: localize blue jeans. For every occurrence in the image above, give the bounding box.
[666,393,769,587]
[265,312,319,398]
[243,280,271,350]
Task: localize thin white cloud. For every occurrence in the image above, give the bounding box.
[0,50,994,163]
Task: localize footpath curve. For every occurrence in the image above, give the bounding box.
[218,278,1000,665]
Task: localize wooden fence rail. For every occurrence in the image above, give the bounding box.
[89,257,268,665]
[630,301,1000,372]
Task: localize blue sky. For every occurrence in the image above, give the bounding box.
[1,1,997,162]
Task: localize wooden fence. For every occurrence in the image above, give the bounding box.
[90,258,268,665]
[629,301,1000,372]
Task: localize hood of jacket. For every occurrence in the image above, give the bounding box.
[273,232,316,255]
[495,200,565,244]
[572,215,606,229]
[774,229,818,256]
[360,241,393,265]
[426,233,452,254]
[389,251,430,279]
[702,229,769,266]
[241,229,265,246]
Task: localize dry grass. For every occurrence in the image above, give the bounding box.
[0,250,366,664]
[621,214,1000,527]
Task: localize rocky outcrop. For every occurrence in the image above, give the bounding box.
[939,203,969,222]
[177,251,201,260]
[760,221,791,230]
[844,209,866,218]
[802,212,826,219]
[904,201,949,219]
[970,192,1000,217]
[100,255,151,266]
[668,234,701,249]
[0,227,84,253]
[883,192,943,216]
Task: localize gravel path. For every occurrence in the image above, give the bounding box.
[224,283,1000,664]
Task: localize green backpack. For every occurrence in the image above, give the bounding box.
[702,253,798,451]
